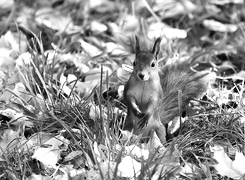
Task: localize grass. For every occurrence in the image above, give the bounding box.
[1,1,245,180]
[0,29,243,180]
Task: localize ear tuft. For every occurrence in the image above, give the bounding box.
[135,35,140,55]
[152,37,162,58]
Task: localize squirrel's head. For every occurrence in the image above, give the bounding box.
[133,36,162,81]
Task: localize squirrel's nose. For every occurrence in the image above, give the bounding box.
[138,73,144,80]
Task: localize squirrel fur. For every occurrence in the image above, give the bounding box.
[123,36,212,143]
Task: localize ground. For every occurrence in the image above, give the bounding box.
[0,0,245,179]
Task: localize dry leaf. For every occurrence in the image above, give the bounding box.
[64,150,83,162]
[148,22,187,40]
[90,21,107,32]
[154,0,196,19]
[116,144,149,160]
[210,0,243,5]
[0,0,14,9]
[0,129,21,156]
[76,169,101,180]
[117,156,141,178]
[121,14,139,33]
[105,42,128,55]
[26,174,51,180]
[0,107,34,128]
[203,19,237,32]
[44,135,70,151]
[35,8,81,34]
[210,144,245,179]
[79,39,102,57]
[32,146,61,168]
[15,52,32,67]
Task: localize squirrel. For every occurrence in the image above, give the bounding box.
[123,36,212,143]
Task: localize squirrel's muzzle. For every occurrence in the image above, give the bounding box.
[137,71,150,81]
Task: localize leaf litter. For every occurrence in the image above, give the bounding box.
[0,0,245,179]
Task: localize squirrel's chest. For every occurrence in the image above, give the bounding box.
[130,83,149,102]
[126,77,161,108]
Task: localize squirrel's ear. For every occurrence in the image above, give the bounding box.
[152,37,162,58]
[135,35,140,55]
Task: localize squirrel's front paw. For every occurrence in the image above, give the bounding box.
[138,114,150,130]
[133,109,144,119]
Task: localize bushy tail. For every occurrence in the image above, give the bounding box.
[158,61,214,124]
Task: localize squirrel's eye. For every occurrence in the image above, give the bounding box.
[133,61,136,66]
[151,62,155,67]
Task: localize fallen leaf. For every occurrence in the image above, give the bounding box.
[148,22,187,40]
[15,52,32,67]
[44,135,70,151]
[35,8,81,34]
[0,0,14,9]
[210,144,245,179]
[0,129,20,156]
[210,0,243,5]
[203,19,237,32]
[121,14,139,33]
[79,39,102,57]
[0,107,34,128]
[116,144,149,160]
[32,146,61,168]
[74,169,101,180]
[64,150,83,162]
[105,42,128,55]
[154,0,196,19]
[90,21,107,32]
[117,156,141,178]
[26,174,51,180]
